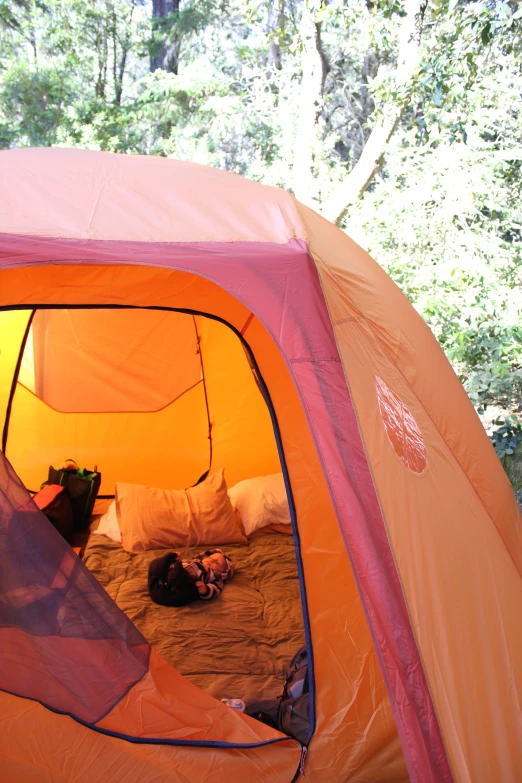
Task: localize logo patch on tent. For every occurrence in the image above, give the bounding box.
[376,377,426,473]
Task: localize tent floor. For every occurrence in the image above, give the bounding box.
[81,529,305,708]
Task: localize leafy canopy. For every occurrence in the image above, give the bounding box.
[1,0,521,460]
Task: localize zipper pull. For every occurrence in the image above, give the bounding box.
[300,745,308,776]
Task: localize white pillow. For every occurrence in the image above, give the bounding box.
[227,472,291,537]
[93,500,121,543]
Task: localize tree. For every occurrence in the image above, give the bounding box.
[267,0,285,71]
[151,0,180,73]
[321,0,522,225]
[292,0,330,206]
[322,0,423,223]
[1,0,522,440]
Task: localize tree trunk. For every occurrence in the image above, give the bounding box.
[322,0,424,225]
[95,23,109,100]
[115,48,127,105]
[114,2,136,105]
[151,0,181,74]
[360,50,379,129]
[267,0,285,72]
[292,0,329,207]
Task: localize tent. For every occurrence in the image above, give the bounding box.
[0,147,521,783]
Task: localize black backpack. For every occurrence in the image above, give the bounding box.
[278,645,310,745]
[46,461,102,532]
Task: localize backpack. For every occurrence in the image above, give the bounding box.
[278,645,310,745]
[45,460,102,531]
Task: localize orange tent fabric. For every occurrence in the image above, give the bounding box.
[0,148,521,783]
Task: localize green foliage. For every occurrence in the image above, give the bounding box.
[0,63,74,146]
[490,416,522,461]
[1,0,522,479]
[344,23,522,434]
[149,0,217,65]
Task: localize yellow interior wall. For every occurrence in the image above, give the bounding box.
[0,310,31,430]
[3,311,281,495]
[7,383,210,493]
[196,315,280,487]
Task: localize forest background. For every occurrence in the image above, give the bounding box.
[1,0,521,496]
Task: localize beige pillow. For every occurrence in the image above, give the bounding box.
[116,469,246,553]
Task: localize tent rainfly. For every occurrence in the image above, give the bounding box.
[0,148,521,783]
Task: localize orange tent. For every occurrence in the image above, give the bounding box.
[0,148,521,783]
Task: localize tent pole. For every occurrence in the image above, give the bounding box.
[192,315,212,477]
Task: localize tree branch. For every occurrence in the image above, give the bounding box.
[321,0,424,225]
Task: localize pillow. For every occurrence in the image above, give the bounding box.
[116,469,246,553]
[93,500,121,543]
[227,472,292,537]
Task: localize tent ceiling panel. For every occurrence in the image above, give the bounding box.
[19,309,202,413]
[4,308,283,495]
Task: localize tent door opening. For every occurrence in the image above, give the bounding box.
[0,304,314,751]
